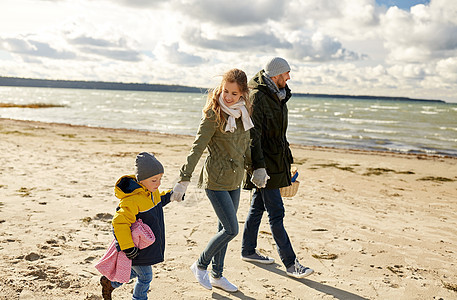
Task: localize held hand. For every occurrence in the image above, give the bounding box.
[170,181,190,202]
[251,168,270,188]
[123,247,139,260]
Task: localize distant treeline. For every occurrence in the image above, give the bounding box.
[0,76,445,103]
[0,76,204,94]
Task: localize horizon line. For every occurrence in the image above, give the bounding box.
[0,75,446,103]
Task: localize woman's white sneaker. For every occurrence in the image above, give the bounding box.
[210,276,238,292]
[190,261,212,290]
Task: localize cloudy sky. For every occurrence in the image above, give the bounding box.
[1,0,456,102]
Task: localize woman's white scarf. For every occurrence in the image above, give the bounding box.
[218,94,254,133]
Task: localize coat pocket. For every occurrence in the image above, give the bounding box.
[264,152,284,174]
[263,141,285,174]
[207,157,244,188]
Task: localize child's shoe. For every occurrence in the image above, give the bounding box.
[100,276,114,300]
[210,276,238,292]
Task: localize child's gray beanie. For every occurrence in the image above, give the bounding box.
[135,152,164,181]
[264,57,290,77]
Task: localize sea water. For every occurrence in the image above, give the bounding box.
[1,86,456,157]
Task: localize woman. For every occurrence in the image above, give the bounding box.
[171,68,253,293]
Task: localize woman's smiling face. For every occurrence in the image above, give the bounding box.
[221,81,242,107]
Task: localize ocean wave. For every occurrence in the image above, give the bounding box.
[370,105,399,110]
[420,111,438,115]
[295,130,378,141]
[363,129,397,134]
[435,136,457,142]
[327,133,362,139]
[354,107,379,112]
[339,118,398,124]
[439,126,457,131]
[386,147,437,155]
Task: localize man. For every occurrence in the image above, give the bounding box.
[241,57,314,278]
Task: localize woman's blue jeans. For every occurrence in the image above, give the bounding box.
[111,265,153,300]
[241,188,296,268]
[197,188,240,278]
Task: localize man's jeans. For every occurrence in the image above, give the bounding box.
[242,188,296,268]
[112,265,152,300]
[197,188,240,278]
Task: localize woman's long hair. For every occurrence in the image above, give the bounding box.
[203,68,251,132]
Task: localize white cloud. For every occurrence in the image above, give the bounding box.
[155,42,206,66]
[285,0,380,40]
[68,34,142,62]
[0,34,76,60]
[283,32,366,61]
[182,27,291,52]
[435,57,457,82]
[114,0,168,7]
[382,2,457,63]
[175,0,286,26]
[0,22,143,63]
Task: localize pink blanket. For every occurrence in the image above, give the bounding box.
[95,219,155,283]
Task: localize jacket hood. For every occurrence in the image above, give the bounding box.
[249,70,291,103]
[249,70,268,92]
[114,175,145,199]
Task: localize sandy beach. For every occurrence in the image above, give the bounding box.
[0,118,456,300]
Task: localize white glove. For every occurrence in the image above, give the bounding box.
[170,181,189,202]
[251,168,270,188]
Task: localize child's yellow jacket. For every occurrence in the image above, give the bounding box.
[112,175,171,266]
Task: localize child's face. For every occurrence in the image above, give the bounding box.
[221,81,242,107]
[139,173,163,192]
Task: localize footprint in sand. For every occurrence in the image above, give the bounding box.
[93,212,113,221]
[186,239,197,247]
[25,252,45,261]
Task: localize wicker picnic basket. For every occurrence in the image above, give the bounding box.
[280,167,300,198]
[280,180,300,198]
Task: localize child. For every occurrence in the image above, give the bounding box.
[171,69,253,292]
[100,152,173,300]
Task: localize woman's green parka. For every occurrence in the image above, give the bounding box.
[179,109,250,191]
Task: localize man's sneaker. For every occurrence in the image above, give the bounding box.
[286,259,314,278]
[100,276,114,300]
[241,250,275,264]
[190,261,212,290]
[210,276,238,293]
